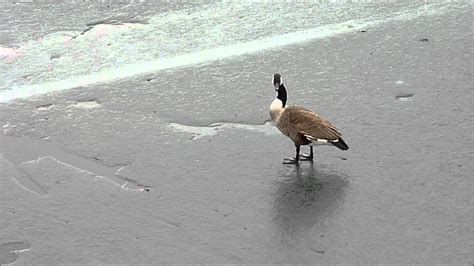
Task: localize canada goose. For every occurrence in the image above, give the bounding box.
[270,73,348,164]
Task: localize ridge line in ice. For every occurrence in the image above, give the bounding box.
[168,121,278,138]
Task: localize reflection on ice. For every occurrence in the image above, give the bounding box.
[273,164,348,233]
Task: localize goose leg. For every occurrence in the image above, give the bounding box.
[300,146,314,161]
[283,145,300,164]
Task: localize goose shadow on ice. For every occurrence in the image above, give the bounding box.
[273,163,348,234]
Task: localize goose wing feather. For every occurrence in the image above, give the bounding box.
[285,106,341,141]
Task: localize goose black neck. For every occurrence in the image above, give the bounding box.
[277,84,287,107]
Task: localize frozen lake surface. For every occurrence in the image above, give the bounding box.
[1,1,473,264]
[0,1,453,102]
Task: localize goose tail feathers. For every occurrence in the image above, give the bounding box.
[332,138,349,150]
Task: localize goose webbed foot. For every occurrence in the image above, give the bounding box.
[300,153,313,161]
[283,157,299,164]
[300,146,314,161]
[283,146,302,164]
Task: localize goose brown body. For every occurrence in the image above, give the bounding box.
[276,106,343,146]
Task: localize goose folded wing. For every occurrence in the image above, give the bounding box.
[287,107,341,141]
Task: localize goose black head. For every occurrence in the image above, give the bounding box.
[272,73,282,91]
[272,73,287,107]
